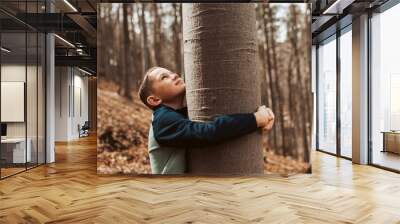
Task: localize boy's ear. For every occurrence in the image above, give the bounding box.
[147,95,162,108]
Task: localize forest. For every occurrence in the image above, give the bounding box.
[97,3,312,175]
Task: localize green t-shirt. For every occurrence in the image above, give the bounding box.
[148,124,186,174]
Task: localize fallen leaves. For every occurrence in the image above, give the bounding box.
[264,150,310,176]
[97,81,152,174]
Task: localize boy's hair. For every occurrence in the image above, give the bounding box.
[138,66,160,110]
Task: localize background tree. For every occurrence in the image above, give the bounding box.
[172,3,182,75]
[152,4,162,66]
[139,4,151,73]
[118,4,132,99]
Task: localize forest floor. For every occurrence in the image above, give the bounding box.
[97,81,310,176]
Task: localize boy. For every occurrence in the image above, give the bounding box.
[138,67,275,174]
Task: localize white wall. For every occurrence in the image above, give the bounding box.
[55,66,89,141]
[55,66,69,141]
[72,73,89,137]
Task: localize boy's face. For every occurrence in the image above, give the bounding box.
[147,67,185,106]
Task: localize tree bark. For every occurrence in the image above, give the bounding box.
[98,5,105,77]
[267,5,286,155]
[262,5,277,150]
[288,5,309,160]
[172,3,182,75]
[179,4,184,77]
[303,4,312,163]
[287,54,297,158]
[130,4,142,90]
[256,5,270,110]
[152,4,162,66]
[183,4,263,174]
[114,5,122,85]
[118,4,132,100]
[140,3,151,72]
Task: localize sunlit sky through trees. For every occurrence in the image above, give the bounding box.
[107,3,308,43]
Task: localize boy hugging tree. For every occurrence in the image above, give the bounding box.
[138,67,275,174]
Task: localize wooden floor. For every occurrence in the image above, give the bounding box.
[1,136,400,223]
[372,150,400,171]
[1,167,26,177]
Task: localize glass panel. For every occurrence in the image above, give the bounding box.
[317,35,337,154]
[25,0,38,169]
[0,0,46,178]
[339,28,352,158]
[371,4,400,171]
[38,32,45,165]
[27,30,38,169]
[1,31,27,177]
[312,45,317,151]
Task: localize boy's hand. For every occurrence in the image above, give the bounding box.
[254,106,274,132]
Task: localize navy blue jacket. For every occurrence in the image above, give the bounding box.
[152,105,258,148]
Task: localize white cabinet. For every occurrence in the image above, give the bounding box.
[1,138,32,163]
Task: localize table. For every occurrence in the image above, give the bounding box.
[1,138,31,163]
[381,131,400,154]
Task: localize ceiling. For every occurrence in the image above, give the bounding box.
[311,0,390,43]
[1,0,396,73]
[0,0,97,74]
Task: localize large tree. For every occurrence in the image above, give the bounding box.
[183,4,264,174]
[139,3,151,72]
[118,4,133,100]
[172,3,182,75]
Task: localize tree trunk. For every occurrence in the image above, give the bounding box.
[287,55,297,158]
[262,5,277,150]
[289,5,309,160]
[256,5,270,110]
[179,4,184,77]
[119,4,132,100]
[172,3,182,74]
[267,5,286,156]
[109,5,119,84]
[98,6,105,77]
[183,4,263,174]
[152,4,162,66]
[130,4,141,90]
[117,5,123,94]
[101,4,112,80]
[303,4,312,163]
[140,3,151,72]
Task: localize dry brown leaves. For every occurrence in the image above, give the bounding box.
[97,81,152,174]
[264,150,310,176]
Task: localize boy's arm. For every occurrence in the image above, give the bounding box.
[153,109,258,148]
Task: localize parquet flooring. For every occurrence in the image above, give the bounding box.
[1,135,400,223]
[1,167,25,177]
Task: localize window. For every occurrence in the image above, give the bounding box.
[317,35,337,154]
[339,27,352,158]
[370,3,400,171]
